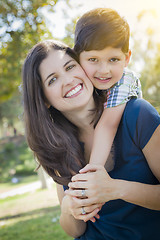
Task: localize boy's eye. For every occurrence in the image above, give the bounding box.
[88,58,98,62]
[66,64,76,71]
[110,58,119,62]
[48,77,57,85]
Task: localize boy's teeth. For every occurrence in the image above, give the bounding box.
[66,85,82,97]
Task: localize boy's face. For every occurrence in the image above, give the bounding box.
[79,47,131,90]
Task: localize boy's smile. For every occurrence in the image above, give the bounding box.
[80,46,131,90]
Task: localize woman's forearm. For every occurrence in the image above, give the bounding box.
[69,165,160,211]
[60,195,86,238]
[115,179,160,210]
[56,184,86,238]
[60,212,86,238]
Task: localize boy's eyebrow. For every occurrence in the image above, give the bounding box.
[44,60,75,82]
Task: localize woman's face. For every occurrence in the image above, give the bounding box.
[39,49,93,114]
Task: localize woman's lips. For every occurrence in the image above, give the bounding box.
[64,84,83,98]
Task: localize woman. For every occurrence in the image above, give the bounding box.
[22,39,160,240]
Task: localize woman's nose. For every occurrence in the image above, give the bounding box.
[62,73,74,86]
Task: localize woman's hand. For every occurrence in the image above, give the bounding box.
[66,164,118,211]
[62,193,101,222]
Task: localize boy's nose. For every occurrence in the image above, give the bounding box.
[98,62,110,74]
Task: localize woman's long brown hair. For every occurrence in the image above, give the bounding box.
[22,40,104,185]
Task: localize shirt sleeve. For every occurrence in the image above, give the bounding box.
[104,70,142,109]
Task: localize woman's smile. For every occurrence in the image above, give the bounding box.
[39,49,93,112]
[64,83,83,98]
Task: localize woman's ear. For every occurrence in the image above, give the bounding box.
[125,50,131,67]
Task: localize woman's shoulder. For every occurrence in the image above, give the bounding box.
[122,98,160,149]
[125,98,159,118]
[122,98,160,134]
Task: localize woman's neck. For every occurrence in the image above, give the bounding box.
[62,97,95,132]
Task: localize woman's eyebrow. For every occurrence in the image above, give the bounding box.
[63,59,74,67]
[44,72,55,82]
[44,60,75,82]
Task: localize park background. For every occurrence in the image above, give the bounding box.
[0,0,160,239]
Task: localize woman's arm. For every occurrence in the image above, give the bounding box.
[117,124,160,210]
[121,124,160,210]
[67,125,160,211]
[57,184,86,238]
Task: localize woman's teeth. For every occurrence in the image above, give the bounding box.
[65,84,82,97]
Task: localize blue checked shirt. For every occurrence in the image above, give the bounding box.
[104,69,142,109]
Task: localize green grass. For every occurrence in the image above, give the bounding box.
[0,136,73,239]
[0,188,73,240]
[0,206,72,240]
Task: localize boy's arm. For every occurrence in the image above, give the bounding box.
[89,103,126,168]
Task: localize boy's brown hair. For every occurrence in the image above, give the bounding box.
[74,8,130,55]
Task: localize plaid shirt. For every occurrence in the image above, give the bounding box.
[104,70,142,109]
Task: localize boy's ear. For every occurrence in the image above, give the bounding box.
[125,50,131,67]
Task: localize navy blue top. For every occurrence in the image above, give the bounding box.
[72,98,160,240]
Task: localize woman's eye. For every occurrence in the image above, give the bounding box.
[66,64,76,71]
[110,58,119,62]
[48,77,57,85]
[88,58,98,62]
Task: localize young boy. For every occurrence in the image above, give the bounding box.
[74,8,142,171]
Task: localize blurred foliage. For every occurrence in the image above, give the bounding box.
[0,93,22,127]
[140,44,160,112]
[62,17,77,47]
[130,9,160,112]
[0,0,61,104]
[0,136,36,182]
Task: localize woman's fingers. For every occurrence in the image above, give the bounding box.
[68,165,115,204]
[65,189,89,198]
[69,197,101,222]
[78,164,102,174]
[82,203,102,214]
[80,208,100,222]
[68,180,88,189]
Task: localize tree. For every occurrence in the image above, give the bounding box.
[140,44,160,112]
[0,0,59,103]
[129,10,160,112]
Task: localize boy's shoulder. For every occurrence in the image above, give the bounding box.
[122,69,140,83]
